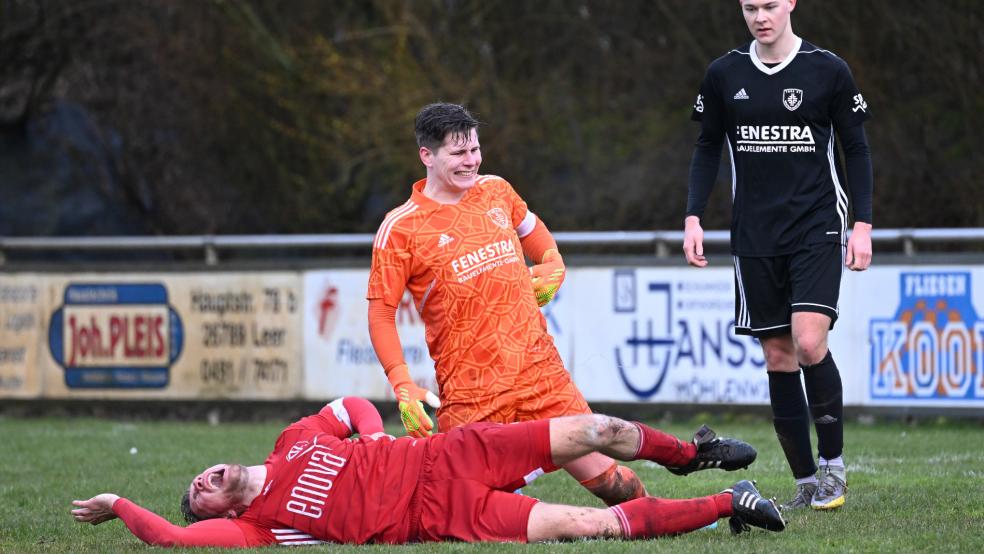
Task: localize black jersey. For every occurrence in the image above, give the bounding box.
[690,38,871,257]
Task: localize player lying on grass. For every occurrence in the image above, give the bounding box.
[72,397,784,546]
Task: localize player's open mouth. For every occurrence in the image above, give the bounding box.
[209,469,225,487]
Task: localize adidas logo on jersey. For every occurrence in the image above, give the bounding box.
[734,88,749,100]
[438,233,455,248]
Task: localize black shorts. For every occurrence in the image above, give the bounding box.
[733,242,844,338]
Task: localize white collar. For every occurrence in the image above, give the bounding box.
[750,36,802,75]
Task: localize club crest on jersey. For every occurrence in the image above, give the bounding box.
[487,207,510,229]
[286,440,310,461]
[783,88,803,111]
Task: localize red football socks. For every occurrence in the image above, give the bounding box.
[632,422,697,467]
[609,494,732,538]
[714,491,733,517]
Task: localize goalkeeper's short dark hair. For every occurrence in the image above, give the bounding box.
[180,490,203,524]
[414,103,480,151]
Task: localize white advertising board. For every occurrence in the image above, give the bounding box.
[568,267,772,404]
[302,270,423,399]
[3,262,981,411]
[301,264,984,408]
[561,265,984,408]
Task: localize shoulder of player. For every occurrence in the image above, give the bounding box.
[470,174,522,200]
[474,174,512,191]
[706,42,752,72]
[373,198,424,249]
[797,40,850,70]
[380,197,422,221]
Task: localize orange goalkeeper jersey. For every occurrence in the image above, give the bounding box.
[367,176,556,402]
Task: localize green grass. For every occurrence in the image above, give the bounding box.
[2,414,982,553]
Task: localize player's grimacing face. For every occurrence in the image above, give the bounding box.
[741,0,794,46]
[423,128,482,194]
[188,463,249,519]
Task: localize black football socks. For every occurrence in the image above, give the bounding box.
[802,351,844,461]
[768,370,818,479]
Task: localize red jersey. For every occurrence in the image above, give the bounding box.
[233,406,424,545]
[111,398,428,547]
[367,176,556,402]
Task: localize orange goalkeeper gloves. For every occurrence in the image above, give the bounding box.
[386,363,441,438]
[530,248,566,307]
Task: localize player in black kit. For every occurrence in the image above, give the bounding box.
[682,0,873,511]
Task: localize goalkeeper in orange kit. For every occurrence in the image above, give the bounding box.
[367,103,744,507]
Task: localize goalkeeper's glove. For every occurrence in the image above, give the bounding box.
[386,363,440,438]
[530,248,566,307]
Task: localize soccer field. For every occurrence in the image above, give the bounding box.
[3,415,981,553]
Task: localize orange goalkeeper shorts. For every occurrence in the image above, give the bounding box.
[436,350,591,432]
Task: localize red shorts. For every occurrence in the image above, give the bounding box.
[410,420,556,543]
[437,350,592,431]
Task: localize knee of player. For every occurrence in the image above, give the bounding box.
[762,346,796,371]
[568,415,609,447]
[586,415,632,446]
[793,333,827,364]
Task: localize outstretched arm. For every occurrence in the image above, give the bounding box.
[72,494,249,547]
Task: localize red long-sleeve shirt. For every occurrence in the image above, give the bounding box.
[111,396,405,547]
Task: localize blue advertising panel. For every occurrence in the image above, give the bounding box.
[48,283,184,388]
